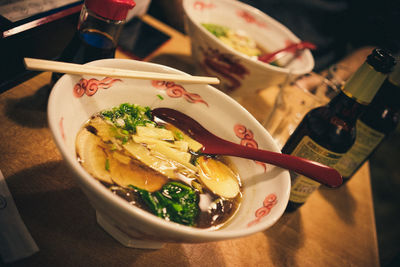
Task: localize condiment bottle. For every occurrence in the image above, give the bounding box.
[51,0,136,83]
[335,61,400,183]
[281,48,396,212]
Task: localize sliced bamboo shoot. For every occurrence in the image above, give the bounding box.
[132,136,189,152]
[164,124,203,152]
[148,142,196,172]
[123,141,176,178]
[136,126,174,140]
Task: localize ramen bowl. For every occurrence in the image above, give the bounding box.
[182,0,314,99]
[47,58,290,249]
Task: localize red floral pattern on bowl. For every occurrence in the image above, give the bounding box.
[201,47,249,92]
[193,0,215,10]
[59,117,65,143]
[236,10,267,28]
[151,80,209,106]
[234,124,267,171]
[248,193,277,227]
[73,77,121,97]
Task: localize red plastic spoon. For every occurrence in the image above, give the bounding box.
[152,108,342,188]
[258,41,316,64]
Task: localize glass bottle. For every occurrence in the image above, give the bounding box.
[335,61,400,182]
[281,48,396,212]
[51,0,135,84]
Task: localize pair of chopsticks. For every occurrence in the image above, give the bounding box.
[24,58,220,85]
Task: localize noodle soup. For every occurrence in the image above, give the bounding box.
[76,103,242,228]
[202,23,280,66]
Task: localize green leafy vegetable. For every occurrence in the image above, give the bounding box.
[101,103,155,134]
[105,158,110,171]
[175,131,184,140]
[202,23,229,38]
[129,181,199,226]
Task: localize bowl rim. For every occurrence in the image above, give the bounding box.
[182,0,314,75]
[47,58,291,241]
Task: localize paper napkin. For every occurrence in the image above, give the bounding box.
[0,170,39,263]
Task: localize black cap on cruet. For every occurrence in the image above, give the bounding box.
[366,48,396,74]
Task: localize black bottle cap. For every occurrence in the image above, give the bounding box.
[367,48,396,74]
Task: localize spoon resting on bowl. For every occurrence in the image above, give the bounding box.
[152,108,342,188]
[258,41,316,65]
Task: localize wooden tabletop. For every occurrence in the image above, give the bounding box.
[0,15,379,266]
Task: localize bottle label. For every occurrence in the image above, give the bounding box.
[335,120,385,177]
[289,136,343,204]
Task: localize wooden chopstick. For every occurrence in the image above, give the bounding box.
[24,58,220,85]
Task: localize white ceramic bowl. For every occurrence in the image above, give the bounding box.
[183,0,314,99]
[47,58,290,249]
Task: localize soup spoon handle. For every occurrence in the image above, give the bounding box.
[202,136,342,188]
[258,41,316,63]
[152,107,342,188]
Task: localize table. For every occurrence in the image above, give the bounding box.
[0,15,379,266]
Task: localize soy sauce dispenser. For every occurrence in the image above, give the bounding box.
[51,0,136,83]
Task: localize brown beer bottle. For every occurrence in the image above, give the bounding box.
[335,61,400,182]
[281,48,396,212]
